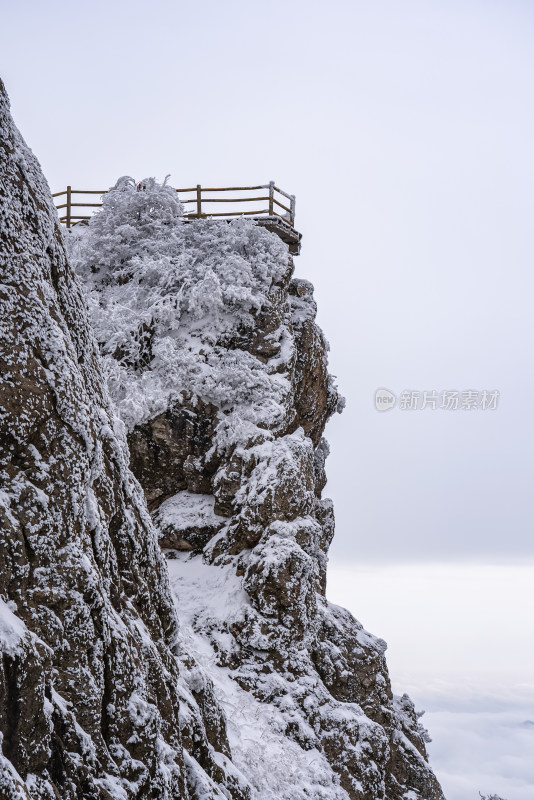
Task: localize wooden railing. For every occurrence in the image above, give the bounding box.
[52,182,296,229]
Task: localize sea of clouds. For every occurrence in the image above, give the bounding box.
[327,563,534,800]
[406,682,534,800]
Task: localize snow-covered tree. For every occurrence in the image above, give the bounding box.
[68,176,292,447]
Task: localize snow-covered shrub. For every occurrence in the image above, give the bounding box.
[67,176,292,442]
[478,794,508,800]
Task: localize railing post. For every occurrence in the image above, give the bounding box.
[290,194,296,227]
[196,184,202,217]
[66,185,72,228]
[268,181,274,216]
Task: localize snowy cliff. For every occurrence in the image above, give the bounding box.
[67,178,446,800]
[0,73,445,799]
[0,80,249,800]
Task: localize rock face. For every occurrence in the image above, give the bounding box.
[0,70,446,800]
[69,177,446,799]
[0,80,250,799]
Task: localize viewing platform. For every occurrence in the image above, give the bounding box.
[53,182,302,255]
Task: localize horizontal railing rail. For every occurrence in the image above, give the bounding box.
[52,182,296,229]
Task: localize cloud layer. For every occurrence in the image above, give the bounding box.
[423,685,534,800]
[327,563,534,799]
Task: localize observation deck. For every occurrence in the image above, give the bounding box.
[53,182,302,255]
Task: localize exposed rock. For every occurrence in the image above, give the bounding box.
[286,278,341,445]
[127,394,220,510]
[71,176,446,800]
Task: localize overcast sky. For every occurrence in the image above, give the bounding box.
[4,0,534,565]
[3,3,534,795]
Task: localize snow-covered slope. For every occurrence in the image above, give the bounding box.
[69,177,446,799]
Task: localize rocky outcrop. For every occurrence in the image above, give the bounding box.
[70,177,446,799]
[0,80,251,799]
[127,395,220,510]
